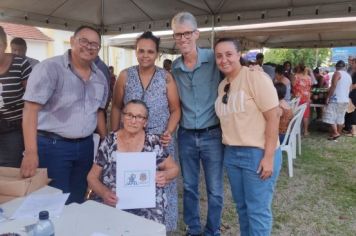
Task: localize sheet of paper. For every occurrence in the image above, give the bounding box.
[116,152,156,210]
[0,211,6,223]
[11,192,69,219]
[91,233,110,236]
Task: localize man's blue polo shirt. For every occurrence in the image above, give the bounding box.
[172,47,221,129]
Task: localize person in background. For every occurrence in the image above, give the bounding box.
[323,60,352,140]
[110,31,181,231]
[255,53,275,80]
[94,56,111,121]
[214,38,281,236]
[312,67,326,119]
[10,37,39,67]
[0,26,32,167]
[323,69,331,88]
[262,62,276,81]
[307,67,318,86]
[106,65,116,110]
[109,66,116,96]
[163,59,172,72]
[256,52,264,67]
[283,61,293,80]
[171,12,224,236]
[275,64,291,102]
[313,67,324,87]
[275,82,293,143]
[253,53,264,72]
[88,100,179,227]
[343,58,356,137]
[292,63,312,136]
[20,25,108,204]
[347,55,353,74]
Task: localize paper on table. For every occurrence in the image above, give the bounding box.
[0,208,6,222]
[116,152,156,210]
[11,192,69,219]
[91,233,110,236]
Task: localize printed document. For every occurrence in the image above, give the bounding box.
[116,152,156,210]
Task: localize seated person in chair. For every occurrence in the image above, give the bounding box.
[275,82,293,143]
[87,99,179,226]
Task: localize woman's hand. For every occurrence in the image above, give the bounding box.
[260,106,278,180]
[102,189,118,207]
[156,171,169,187]
[160,130,172,147]
[257,157,274,180]
[155,155,179,187]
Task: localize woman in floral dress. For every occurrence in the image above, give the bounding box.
[110,31,181,231]
[292,63,312,136]
[88,100,179,225]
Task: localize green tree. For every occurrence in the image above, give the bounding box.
[264,48,331,68]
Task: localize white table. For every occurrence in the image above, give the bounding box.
[0,187,166,236]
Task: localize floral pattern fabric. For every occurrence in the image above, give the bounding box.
[92,132,169,225]
[279,106,293,134]
[123,65,178,231]
[293,74,312,103]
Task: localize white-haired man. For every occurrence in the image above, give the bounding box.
[171,12,224,236]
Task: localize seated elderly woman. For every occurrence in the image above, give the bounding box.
[87,99,179,225]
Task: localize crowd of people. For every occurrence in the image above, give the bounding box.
[1,10,356,236]
[247,51,355,141]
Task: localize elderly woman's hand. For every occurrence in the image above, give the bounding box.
[156,171,169,187]
[102,189,118,207]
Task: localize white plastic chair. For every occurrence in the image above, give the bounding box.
[289,97,301,114]
[280,112,298,177]
[293,103,307,158]
[280,104,305,177]
[93,133,101,160]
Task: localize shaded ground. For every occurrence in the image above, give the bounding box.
[170,129,356,235]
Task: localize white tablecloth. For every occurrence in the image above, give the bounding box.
[0,186,166,236]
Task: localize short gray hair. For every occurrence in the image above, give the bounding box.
[171,12,198,30]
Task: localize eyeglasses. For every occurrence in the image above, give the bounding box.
[123,112,147,122]
[77,38,101,50]
[172,30,196,40]
[222,83,230,104]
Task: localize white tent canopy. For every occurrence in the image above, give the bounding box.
[1,0,356,49]
[218,17,356,49]
[109,17,356,52]
[1,0,356,35]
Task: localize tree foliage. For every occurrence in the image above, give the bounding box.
[264,48,331,68]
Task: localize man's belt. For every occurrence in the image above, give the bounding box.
[180,124,220,133]
[37,130,91,142]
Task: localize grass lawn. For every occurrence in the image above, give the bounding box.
[172,130,356,235]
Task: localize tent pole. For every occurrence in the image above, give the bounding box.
[210,15,215,49]
[100,0,109,63]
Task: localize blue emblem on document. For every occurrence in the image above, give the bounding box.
[124,170,150,187]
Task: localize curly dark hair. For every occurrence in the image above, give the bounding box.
[136,31,160,52]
